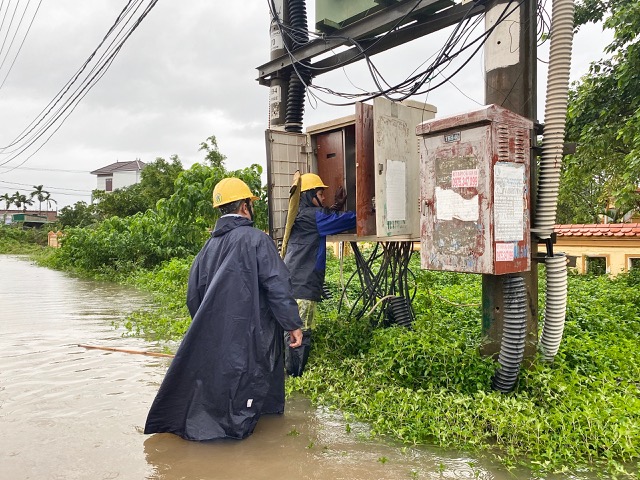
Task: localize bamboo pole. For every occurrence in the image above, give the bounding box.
[78,344,174,358]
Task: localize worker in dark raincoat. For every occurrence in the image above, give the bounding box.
[283,173,356,376]
[144,177,303,441]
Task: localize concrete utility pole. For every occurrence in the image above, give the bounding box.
[481,0,538,358]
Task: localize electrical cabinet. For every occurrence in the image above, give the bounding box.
[417,104,533,274]
[315,0,400,32]
[265,130,312,242]
[265,97,436,243]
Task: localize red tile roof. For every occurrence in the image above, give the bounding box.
[554,223,640,237]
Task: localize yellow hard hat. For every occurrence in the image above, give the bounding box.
[212,177,258,208]
[300,173,328,192]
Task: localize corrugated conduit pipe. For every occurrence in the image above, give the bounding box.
[533,0,574,362]
[540,253,568,361]
[492,276,528,393]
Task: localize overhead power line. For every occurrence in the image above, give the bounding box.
[0,179,93,193]
[0,164,88,173]
[0,0,161,171]
[0,0,43,91]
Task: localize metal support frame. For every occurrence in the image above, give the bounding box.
[257,0,485,84]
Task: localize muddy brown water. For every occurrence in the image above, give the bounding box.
[1,255,585,479]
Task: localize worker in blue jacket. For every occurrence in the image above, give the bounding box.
[145,177,303,441]
[283,173,356,376]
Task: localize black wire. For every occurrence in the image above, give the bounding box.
[0,0,144,156]
[0,1,8,28]
[0,0,42,91]
[267,0,426,74]
[340,241,418,325]
[269,0,466,106]
[0,0,21,60]
[0,0,33,72]
[302,2,481,100]
[0,0,160,170]
[281,0,524,107]
[0,179,92,192]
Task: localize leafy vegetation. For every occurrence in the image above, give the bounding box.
[44,135,268,275]
[119,258,193,340]
[290,253,639,477]
[560,0,640,223]
[92,156,185,220]
[0,226,48,254]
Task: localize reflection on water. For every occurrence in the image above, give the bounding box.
[143,397,508,480]
[0,256,584,480]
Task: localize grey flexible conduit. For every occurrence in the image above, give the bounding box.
[534,0,575,238]
[540,253,568,361]
[533,0,574,362]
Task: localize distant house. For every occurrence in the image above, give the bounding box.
[553,223,640,276]
[90,159,146,192]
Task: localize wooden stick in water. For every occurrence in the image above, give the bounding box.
[78,344,174,358]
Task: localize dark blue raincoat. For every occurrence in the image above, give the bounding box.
[284,192,356,301]
[144,215,302,441]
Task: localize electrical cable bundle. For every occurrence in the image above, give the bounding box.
[0,0,161,172]
[338,241,417,327]
[268,0,543,108]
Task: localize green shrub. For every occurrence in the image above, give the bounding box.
[0,225,48,253]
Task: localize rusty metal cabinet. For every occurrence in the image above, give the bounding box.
[417,104,533,274]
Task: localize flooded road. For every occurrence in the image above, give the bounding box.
[1,255,567,479]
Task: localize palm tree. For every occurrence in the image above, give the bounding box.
[1,193,13,224]
[30,185,50,215]
[13,191,33,212]
[44,193,57,217]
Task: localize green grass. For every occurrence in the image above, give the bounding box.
[286,253,640,477]
[0,225,49,254]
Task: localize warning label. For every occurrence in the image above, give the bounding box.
[496,243,515,262]
[451,169,479,188]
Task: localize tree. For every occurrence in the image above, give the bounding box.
[560,0,640,223]
[30,185,50,215]
[57,201,96,228]
[92,184,149,220]
[44,192,57,213]
[138,155,184,208]
[198,135,226,168]
[91,156,184,220]
[12,192,33,212]
[1,193,13,224]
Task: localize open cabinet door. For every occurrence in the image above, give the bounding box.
[265,130,311,242]
[374,98,436,238]
[355,102,376,236]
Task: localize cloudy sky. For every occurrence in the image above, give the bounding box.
[0,0,612,209]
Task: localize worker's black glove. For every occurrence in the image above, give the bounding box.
[329,186,347,211]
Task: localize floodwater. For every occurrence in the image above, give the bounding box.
[1,255,580,480]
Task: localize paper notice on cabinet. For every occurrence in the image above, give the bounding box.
[494,163,524,241]
[386,159,406,222]
[435,187,479,222]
